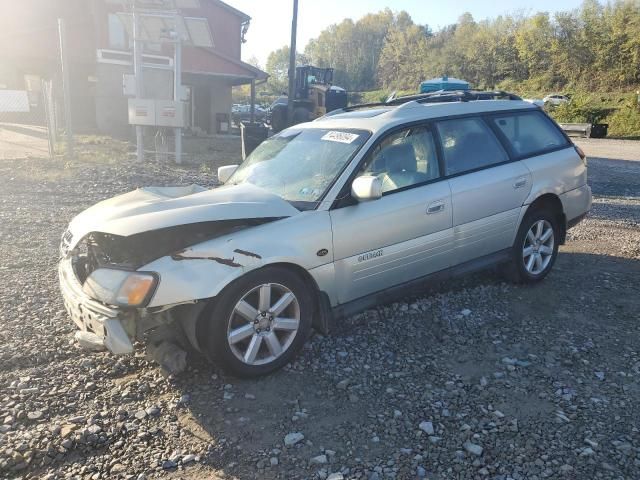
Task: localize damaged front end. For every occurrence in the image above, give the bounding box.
[59,219,274,374]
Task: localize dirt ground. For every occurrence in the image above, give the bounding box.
[0,138,638,480]
[0,123,50,160]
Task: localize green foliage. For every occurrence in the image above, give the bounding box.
[349,89,414,105]
[263,1,640,137]
[606,95,640,137]
[542,92,640,137]
[305,9,396,91]
[265,46,309,95]
[275,1,640,94]
[547,93,612,124]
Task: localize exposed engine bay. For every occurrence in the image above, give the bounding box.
[71,219,277,284]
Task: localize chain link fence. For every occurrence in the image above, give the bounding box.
[0,80,60,160]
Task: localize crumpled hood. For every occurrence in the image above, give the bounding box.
[66,183,300,250]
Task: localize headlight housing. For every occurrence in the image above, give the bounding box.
[82,269,158,307]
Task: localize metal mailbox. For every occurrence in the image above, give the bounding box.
[156,100,184,127]
[128,99,184,127]
[128,99,156,126]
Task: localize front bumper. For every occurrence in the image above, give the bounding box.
[58,258,134,354]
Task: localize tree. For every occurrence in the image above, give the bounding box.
[378,21,430,89]
[264,46,309,95]
[305,9,396,90]
[268,1,640,95]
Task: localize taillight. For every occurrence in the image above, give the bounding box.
[575,145,587,165]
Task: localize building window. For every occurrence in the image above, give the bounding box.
[184,17,214,47]
[108,13,213,51]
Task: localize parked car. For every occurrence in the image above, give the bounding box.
[543,94,570,106]
[523,98,545,107]
[59,91,591,377]
[231,104,267,125]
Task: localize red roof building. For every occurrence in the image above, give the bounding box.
[0,0,267,136]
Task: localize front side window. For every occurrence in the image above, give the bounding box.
[436,117,508,176]
[229,128,369,208]
[490,111,568,157]
[357,126,440,194]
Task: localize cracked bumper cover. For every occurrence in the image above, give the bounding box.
[58,259,134,354]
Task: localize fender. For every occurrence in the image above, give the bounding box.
[142,211,334,308]
[521,147,586,206]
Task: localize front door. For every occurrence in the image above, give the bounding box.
[330,125,453,304]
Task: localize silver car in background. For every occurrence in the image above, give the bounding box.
[59,91,591,377]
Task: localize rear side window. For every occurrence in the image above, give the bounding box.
[436,117,508,176]
[490,111,567,157]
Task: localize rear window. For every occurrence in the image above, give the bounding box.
[490,111,568,157]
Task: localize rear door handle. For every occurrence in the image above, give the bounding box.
[513,177,527,189]
[427,201,445,214]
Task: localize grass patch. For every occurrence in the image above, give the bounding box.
[55,135,130,165]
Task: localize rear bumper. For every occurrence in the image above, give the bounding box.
[560,184,592,228]
[58,259,134,354]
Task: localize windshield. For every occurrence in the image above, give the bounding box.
[228,128,370,208]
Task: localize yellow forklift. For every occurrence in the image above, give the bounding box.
[269,66,347,133]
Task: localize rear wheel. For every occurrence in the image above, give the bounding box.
[202,267,312,377]
[506,209,559,284]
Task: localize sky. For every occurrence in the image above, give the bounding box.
[225,0,586,67]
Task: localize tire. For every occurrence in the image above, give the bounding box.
[292,106,311,125]
[270,105,287,133]
[201,266,312,377]
[505,209,560,284]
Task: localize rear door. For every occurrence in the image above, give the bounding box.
[330,124,453,304]
[435,116,532,265]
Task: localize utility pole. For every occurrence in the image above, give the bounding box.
[173,31,182,164]
[286,0,298,125]
[250,79,256,124]
[132,3,144,162]
[57,18,74,158]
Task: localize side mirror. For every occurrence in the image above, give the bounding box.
[351,175,382,202]
[217,164,239,184]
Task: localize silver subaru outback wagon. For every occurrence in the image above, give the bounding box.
[59,91,591,377]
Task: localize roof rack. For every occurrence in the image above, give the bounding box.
[334,90,522,114]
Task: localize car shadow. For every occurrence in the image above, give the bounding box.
[170,249,640,478]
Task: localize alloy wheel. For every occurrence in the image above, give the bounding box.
[226,283,300,366]
[522,219,555,275]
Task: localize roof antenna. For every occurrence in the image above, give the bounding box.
[386,91,397,103]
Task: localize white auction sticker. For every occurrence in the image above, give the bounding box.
[321,131,359,144]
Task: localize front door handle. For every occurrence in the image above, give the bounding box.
[427,201,445,214]
[513,177,527,189]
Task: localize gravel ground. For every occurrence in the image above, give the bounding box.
[0,139,638,480]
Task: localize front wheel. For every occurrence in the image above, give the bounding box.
[202,267,312,377]
[506,210,559,284]
[270,105,287,133]
[292,106,311,125]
